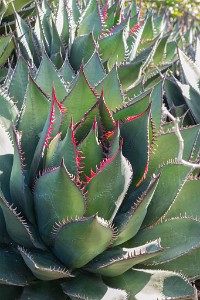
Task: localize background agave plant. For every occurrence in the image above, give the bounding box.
[0,0,200,299]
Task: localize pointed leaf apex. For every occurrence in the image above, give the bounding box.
[92,116,98,131]
[52,85,67,114]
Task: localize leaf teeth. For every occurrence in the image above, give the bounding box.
[13,127,27,172]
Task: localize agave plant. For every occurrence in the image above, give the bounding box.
[0,0,200,299]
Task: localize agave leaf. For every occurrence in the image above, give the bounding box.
[128,21,146,61]
[120,106,150,190]
[149,125,200,174]
[83,51,106,87]
[86,239,163,277]
[77,2,103,39]
[164,40,177,63]
[117,61,143,91]
[52,215,114,268]
[45,121,78,175]
[34,160,85,245]
[152,35,169,65]
[143,164,191,228]
[107,122,120,158]
[0,34,14,68]
[0,124,13,201]
[61,68,97,134]
[178,48,200,94]
[147,246,200,281]
[18,76,50,177]
[74,104,99,143]
[113,175,160,246]
[0,189,44,249]
[8,56,28,111]
[35,53,67,101]
[61,272,128,300]
[0,207,10,243]
[130,217,200,265]
[150,80,163,131]
[0,247,35,286]
[15,12,39,66]
[19,247,72,281]
[29,87,65,183]
[50,18,65,68]
[20,281,67,300]
[113,92,150,122]
[0,285,22,300]
[68,0,80,24]
[164,178,200,220]
[0,90,18,131]
[78,119,103,179]
[85,146,132,221]
[105,269,196,300]
[69,33,96,71]
[195,37,200,67]
[59,57,75,83]
[164,77,186,108]
[56,0,70,45]
[179,83,200,123]
[98,29,126,70]
[9,128,35,223]
[98,91,115,133]
[95,65,124,111]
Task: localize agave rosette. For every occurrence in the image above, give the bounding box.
[0,0,200,299]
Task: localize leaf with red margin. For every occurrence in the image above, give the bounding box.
[29,87,66,184]
[78,118,103,180]
[45,119,80,176]
[120,105,150,194]
[85,143,133,222]
[61,67,98,137]
[98,90,116,134]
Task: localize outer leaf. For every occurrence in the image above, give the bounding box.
[61,272,128,300]
[143,164,191,228]
[0,189,44,249]
[0,124,13,201]
[0,90,18,132]
[20,281,67,300]
[34,161,85,245]
[105,269,196,300]
[52,215,114,268]
[19,247,72,281]
[0,285,22,300]
[130,217,200,265]
[164,178,200,220]
[86,239,163,277]
[0,247,34,286]
[113,175,159,246]
[85,146,132,221]
[9,128,35,223]
[149,125,200,174]
[150,80,163,131]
